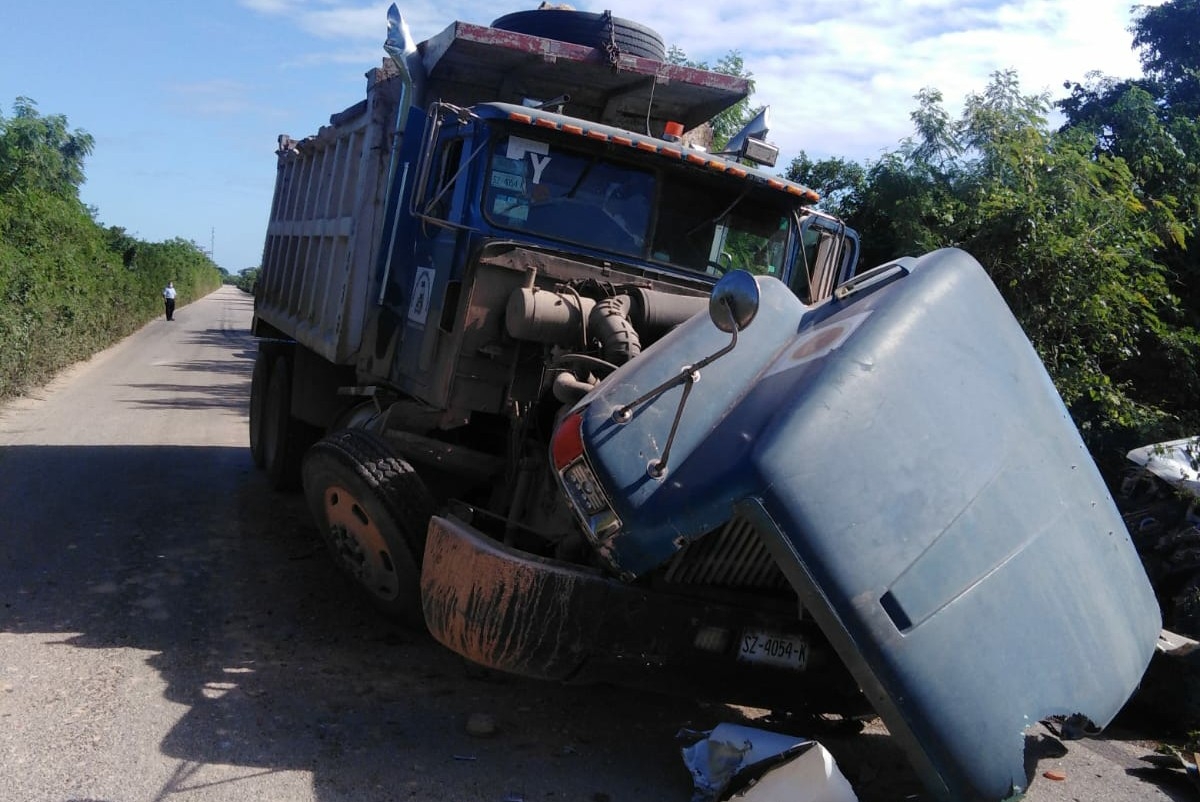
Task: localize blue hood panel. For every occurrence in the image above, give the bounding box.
[577,249,1159,801]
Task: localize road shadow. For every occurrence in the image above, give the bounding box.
[0,443,750,801]
[120,380,250,412]
[1,441,1189,801]
[118,329,256,414]
[184,326,258,358]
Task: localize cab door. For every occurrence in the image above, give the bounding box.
[395,112,480,401]
[792,214,861,303]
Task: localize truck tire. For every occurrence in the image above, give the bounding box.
[262,354,308,491]
[302,429,435,626]
[490,10,666,62]
[249,349,270,469]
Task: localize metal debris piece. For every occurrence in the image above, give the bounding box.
[1157,628,1200,657]
[678,723,858,802]
[1043,713,1100,741]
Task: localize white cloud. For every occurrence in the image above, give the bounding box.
[238,0,294,13]
[590,0,1158,163]
[238,0,1162,165]
[166,79,256,118]
[238,1,497,42]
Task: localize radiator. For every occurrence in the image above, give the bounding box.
[661,515,792,593]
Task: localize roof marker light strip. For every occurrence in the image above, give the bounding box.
[504,110,819,201]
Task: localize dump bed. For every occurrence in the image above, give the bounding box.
[253,15,750,365]
[255,65,400,364]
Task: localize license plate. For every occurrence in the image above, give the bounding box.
[491,171,526,192]
[738,630,808,670]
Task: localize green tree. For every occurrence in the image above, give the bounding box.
[0,97,94,199]
[784,152,866,217]
[1054,0,1200,460]
[788,72,1195,470]
[666,46,756,150]
[106,225,140,268]
[1131,0,1200,113]
[235,266,261,293]
[0,97,222,400]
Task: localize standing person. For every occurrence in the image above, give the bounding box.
[163,281,177,321]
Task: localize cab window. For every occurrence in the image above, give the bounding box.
[483,134,654,257]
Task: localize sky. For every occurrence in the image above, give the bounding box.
[1,0,1159,274]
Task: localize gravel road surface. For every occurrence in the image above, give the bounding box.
[0,287,1190,802]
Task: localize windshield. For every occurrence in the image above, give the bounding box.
[483,132,793,278]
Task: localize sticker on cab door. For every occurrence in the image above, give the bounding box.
[408,267,435,325]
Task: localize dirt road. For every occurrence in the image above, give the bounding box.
[0,287,1188,802]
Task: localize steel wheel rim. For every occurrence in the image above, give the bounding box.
[323,483,400,601]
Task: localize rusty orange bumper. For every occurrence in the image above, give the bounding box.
[419,515,862,710]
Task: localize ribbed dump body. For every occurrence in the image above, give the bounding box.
[255,67,400,365]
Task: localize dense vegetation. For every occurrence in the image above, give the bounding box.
[0,97,222,400]
[231,266,259,294]
[666,46,756,151]
[787,0,1200,475]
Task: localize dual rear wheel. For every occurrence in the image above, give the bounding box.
[249,349,315,490]
[249,348,433,625]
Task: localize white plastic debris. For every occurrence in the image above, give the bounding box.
[679,723,858,802]
[1157,627,1200,657]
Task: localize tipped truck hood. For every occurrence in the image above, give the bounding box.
[576,249,1160,801]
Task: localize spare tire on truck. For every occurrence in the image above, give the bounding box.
[490,9,666,62]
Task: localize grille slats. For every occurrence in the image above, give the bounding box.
[662,516,791,592]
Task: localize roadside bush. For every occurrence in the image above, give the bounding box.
[0,192,221,397]
[234,266,260,294]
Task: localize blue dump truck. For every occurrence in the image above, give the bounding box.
[250,7,1161,800]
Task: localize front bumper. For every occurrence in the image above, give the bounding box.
[419,514,863,712]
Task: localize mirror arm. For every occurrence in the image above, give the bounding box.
[612,298,737,425]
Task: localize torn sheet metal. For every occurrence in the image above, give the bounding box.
[1126,437,1200,496]
[679,723,858,802]
[1158,628,1200,658]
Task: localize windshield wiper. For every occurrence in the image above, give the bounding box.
[686,187,748,238]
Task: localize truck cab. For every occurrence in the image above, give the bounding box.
[362,99,859,417]
[251,10,865,717]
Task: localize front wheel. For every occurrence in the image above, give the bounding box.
[302,429,435,626]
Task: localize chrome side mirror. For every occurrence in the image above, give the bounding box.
[709,270,760,333]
